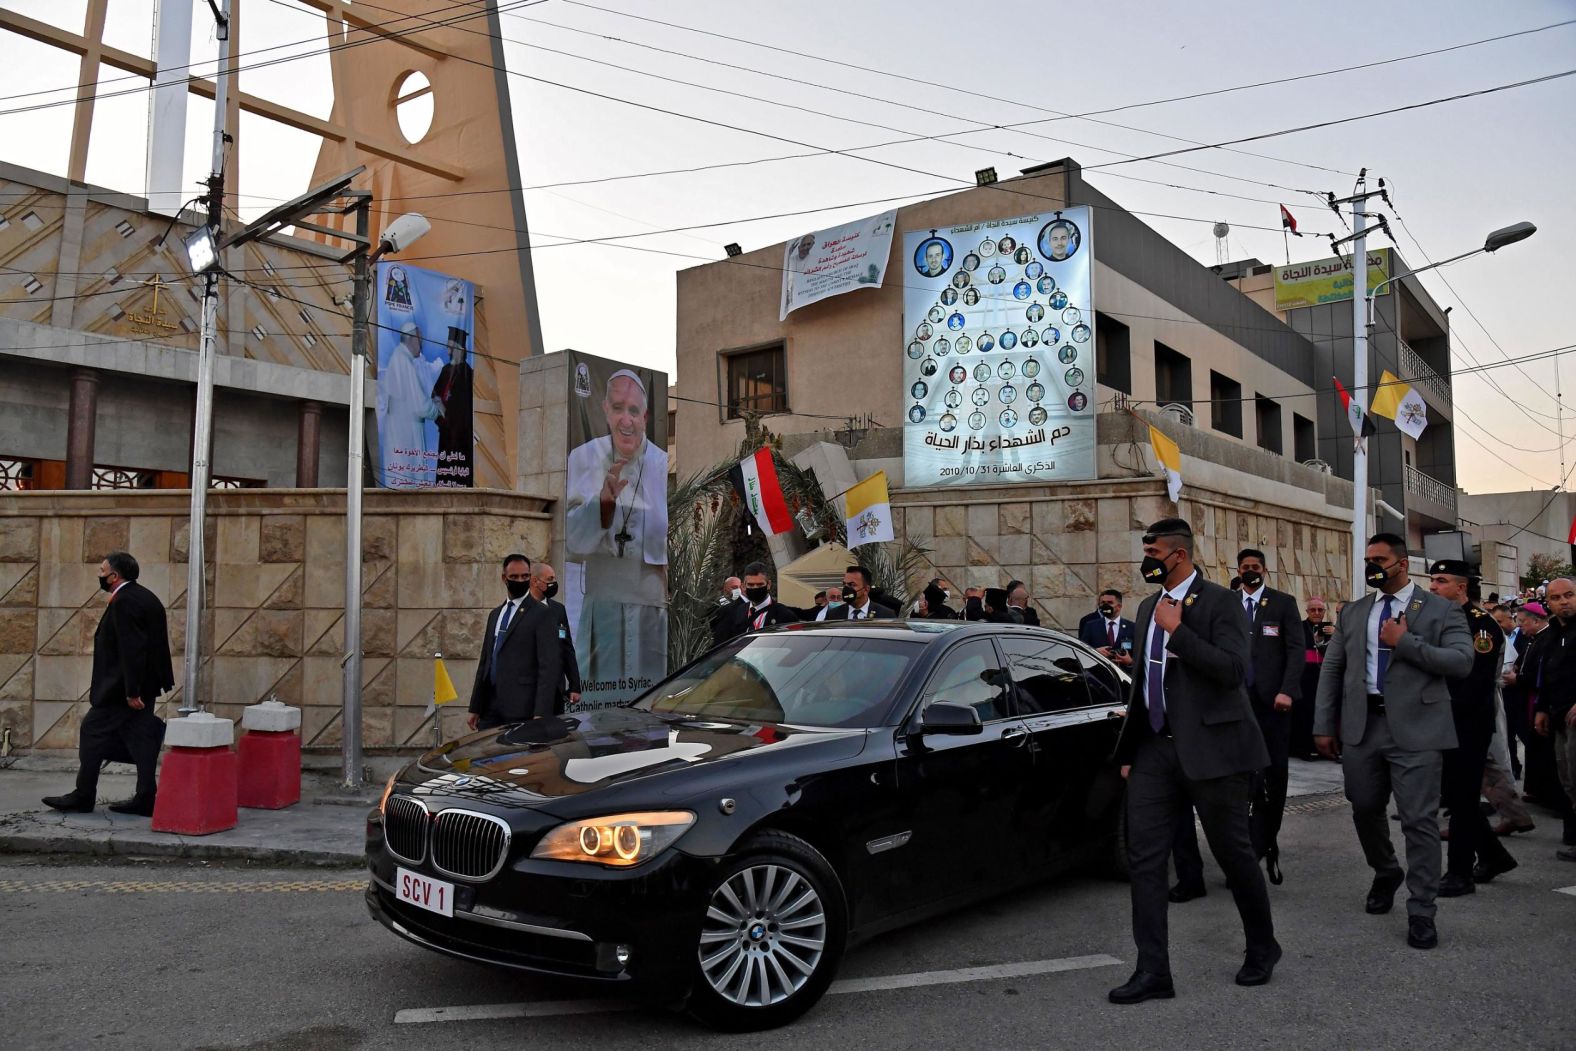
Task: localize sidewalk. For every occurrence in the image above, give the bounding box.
[0,754,406,867]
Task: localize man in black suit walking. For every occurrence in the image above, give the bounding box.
[467,553,561,729]
[717,561,801,641]
[44,551,175,816]
[1109,518,1279,1004]
[526,561,582,714]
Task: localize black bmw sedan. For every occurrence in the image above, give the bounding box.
[366,620,1129,1030]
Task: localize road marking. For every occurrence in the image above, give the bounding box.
[0,878,363,894]
[393,953,1123,1025]
[1555,885,1576,897]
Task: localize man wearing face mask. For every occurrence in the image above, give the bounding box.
[962,587,985,622]
[1425,560,1517,892]
[468,554,562,729]
[1109,518,1278,1005]
[528,562,581,714]
[1314,534,1472,950]
[43,552,175,817]
[920,579,958,620]
[1079,590,1136,667]
[821,565,894,620]
[719,562,800,639]
[710,575,746,648]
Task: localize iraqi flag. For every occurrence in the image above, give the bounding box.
[1333,375,1376,451]
[1567,515,1576,569]
[1280,204,1302,237]
[730,447,793,536]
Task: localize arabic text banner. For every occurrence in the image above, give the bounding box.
[373,262,476,489]
[780,210,897,321]
[1273,248,1391,311]
[901,207,1097,487]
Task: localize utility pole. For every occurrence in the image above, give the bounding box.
[343,192,372,788]
[1349,180,1370,590]
[179,0,232,714]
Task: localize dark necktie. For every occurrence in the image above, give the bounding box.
[1147,609,1168,732]
[1244,595,1256,688]
[1107,621,1117,647]
[1375,595,1395,692]
[491,601,515,681]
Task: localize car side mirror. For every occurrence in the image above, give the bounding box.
[920,702,982,736]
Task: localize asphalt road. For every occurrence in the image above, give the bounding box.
[3,798,1572,1051]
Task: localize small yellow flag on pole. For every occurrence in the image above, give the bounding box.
[1147,424,1184,504]
[434,656,459,705]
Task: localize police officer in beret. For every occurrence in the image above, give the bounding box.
[1426,559,1518,894]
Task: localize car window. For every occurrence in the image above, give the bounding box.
[1000,636,1093,714]
[638,634,919,728]
[1075,647,1126,708]
[916,640,1011,723]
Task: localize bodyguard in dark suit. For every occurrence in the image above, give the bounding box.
[1427,560,1517,895]
[1314,533,1473,950]
[526,562,581,714]
[43,552,175,816]
[467,554,561,729]
[1109,518,1278,1005]
[1005,580,1040,626]
[1079,589,1137,668]
[715,561,801,640]
[823,565,895,620]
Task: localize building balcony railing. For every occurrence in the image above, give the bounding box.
[1399,339,1451,410]
[1404,463,1457,517]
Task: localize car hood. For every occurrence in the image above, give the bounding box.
[405,707,865,806]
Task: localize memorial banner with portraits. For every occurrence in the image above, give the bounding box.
[562,351,670,709]
[373,261,476,488]
[779,209,897,321]
[901,208,1097,487]
[1273,248,1391,311]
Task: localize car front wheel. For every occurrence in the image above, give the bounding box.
[685,831,846,1031]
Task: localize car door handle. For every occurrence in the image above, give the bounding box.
[1002,726,1030,747]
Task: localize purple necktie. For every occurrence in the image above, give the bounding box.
[1147,611,1168,732]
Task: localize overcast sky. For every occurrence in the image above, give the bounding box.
[4,0,1573,496]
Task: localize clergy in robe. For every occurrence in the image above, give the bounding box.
[431,325,474,486]
[377,321,438,487]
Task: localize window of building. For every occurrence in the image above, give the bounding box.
[1209,371,1243,437]
[724,343,787,419]
[1293,413,1316,462]
[1094,313,1131,394]
[1154,342,1191,410]
[1255,395,1283,455]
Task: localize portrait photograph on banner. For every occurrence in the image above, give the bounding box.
[373,261,476,488]
[562,352,670,708]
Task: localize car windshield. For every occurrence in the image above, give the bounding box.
[636,633,921,728]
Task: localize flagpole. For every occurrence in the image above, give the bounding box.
[432,650,443,752]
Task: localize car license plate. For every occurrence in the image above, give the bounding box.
[396,867,454,918]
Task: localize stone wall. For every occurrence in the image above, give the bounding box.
[0,489,551,754]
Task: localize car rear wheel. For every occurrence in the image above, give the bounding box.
[685,831,846,1031]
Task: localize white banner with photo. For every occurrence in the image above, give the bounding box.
[901,207,1097,487]
[779,209,897,321]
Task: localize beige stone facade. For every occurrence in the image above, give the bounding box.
[0,489,550,754]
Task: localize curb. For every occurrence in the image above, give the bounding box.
[0,819,363,868]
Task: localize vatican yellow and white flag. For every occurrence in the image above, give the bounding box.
[844,471,895,549]
[1370,369,1428,440]
[1148,425,1184,504]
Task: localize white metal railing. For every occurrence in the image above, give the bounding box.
[1404,463,1457,515]
[1398,339,1452,409]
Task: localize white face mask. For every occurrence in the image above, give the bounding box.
[730,588,743,602]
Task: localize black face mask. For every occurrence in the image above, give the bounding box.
[543,582,559,601]
[504,579,529,600]
[1364,560,1391,588]
[1239,570,1263,590]
[744,586,770,605]
[1140,551,1176,584]
[98,575,113,593]
[1098,603,1115,617]
[841,585,857,605]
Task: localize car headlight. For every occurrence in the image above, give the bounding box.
[530,811,696,867]
[378,772,398,815]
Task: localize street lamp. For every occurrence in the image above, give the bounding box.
[1345,217,1536,589]
[341,209,429,789]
